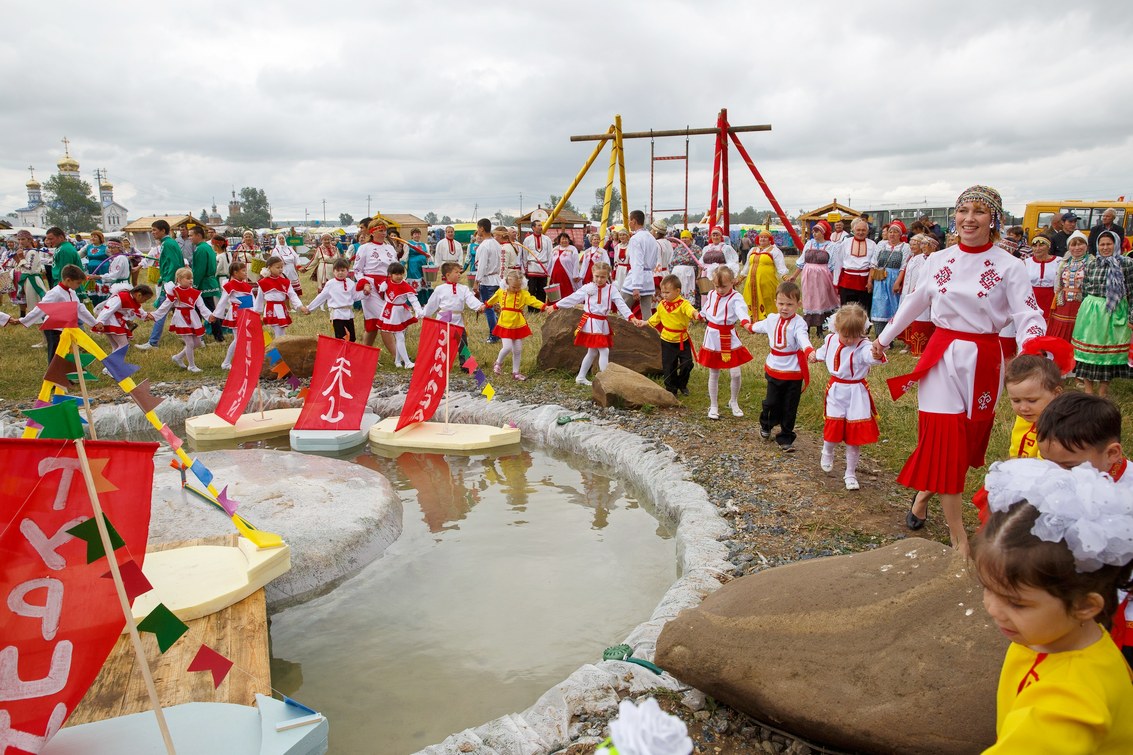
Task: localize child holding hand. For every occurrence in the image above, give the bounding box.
[486,270,544,381]
[255,255,307,339]
[13,264,96,362]
[697,265,752,419]
[811,303,884,490]
[747,281,812,445]
[973,459,1133,753]
[306,258,365,343]
[545,262,639,385]
[376,262,424,368]
[642,273,698,397]
[94,284,155,351]
[210,261,255,370]
[152,267,215,372]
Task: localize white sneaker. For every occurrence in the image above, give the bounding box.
[404,361,415,369]
[187,366,202,373]
[845,476,860,491]
[172,353,186,368]
[821,450,834,473]
[575,377,592,386]
[220,363,232,370]
[134,342,154,351]
[708,407,720,420]
[730,403,744,417]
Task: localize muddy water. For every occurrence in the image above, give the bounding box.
[261,443,676,754]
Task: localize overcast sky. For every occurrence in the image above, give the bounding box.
[3,0,1130,224]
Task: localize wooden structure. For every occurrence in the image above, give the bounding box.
[121,214,211,252]
[68,535,271,726]
[373,212,428,242]
[515,206,591,247]
[797,200,863,237]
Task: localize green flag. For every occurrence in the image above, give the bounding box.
[67,515,126,564]
[137,603,190,653]
[23,402,85,440]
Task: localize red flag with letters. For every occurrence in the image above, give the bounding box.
[215,309,265,425]
[396,318,463,431]
[0,438,157,751]
[294,335,381,431]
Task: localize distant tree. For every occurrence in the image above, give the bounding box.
[665,213,683,226]
[589,187,622,224]
[728,205,761,225]
[440,215,453,224]
[547,194,579,216]
[492,210,516,226]
[228,187,271,229]
[339,212,354,225]
[200,208,210,224]
[423,211,438,224]
[43,174,100,232]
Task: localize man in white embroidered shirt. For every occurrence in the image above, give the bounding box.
[620,210,659,317]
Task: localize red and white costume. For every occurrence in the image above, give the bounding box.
[254,275,303,327]
[522,233,551,279]
[422,281,484,327]
[696,290,753,369]
[751,313,814,384]
[552,281,634,348]
[832,237,877,292]
[878,242,1047,494]
[154,284,212,336]
[212,279,255,328]
[611,243,630,284]
[816,334,884,446]
[375,279,423,332]
[548,245,578,298]
[352,241,398,289]
[578,247,607,285]
[900,253,935,355]
[1024,255,1058,315]
[307,276,364,321]
[95,290,147,337]
[19,284,97,328]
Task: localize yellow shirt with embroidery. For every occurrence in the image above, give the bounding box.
[646,297,698,344]
[485,288,543,329]
[987,632,1133,754]
[1010,416,1040,459]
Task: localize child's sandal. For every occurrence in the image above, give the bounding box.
[513,373,526,381]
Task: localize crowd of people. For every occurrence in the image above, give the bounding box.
[4,187,1133,750]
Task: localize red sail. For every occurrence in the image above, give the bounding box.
[395,318,463,431]
[0,438,158,752]
[215,309,265,425]
[294,335,381,431]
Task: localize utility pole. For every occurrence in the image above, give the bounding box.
[367,195,372,216]
[322,198,327,222]
[304,208,309,224]
[473,203,478,220]
[519,193,523,216]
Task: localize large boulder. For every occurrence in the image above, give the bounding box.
[260,336,318,379]
[537,308,662,376]
[591,363,679,409]
[656,538,1005,755]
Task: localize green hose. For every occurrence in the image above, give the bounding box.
[602,644,665,675]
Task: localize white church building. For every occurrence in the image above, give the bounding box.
[12,139,129,231]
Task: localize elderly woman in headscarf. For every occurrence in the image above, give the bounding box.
[788,221,839,336]
[310,233,340,292]
[739,230,788,322]
[1070,229,1133,397]
[700,227,739,281]
[670,229,704,300]
[271,234,303,296]
[872,185,1047,557]
[235,230,262,281]
[869,222,911,335]
[831,217,877,311]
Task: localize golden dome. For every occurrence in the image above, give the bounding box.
[100,179,114,190]
[57,155,79,171]
[26,177,41,189]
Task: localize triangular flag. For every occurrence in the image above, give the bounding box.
[462,356,478,372]
[137,603,189,653]
[188,644,234,689]
[23,402,85,440]
[472,369,488,389]
[44,355,74,388]
[270,362,290,379]
[458,344,472,362]
[65,350,97,369]
[67,515,125,564]
[37,301,79,330]
[266,348,282,366]
[50,394,88,425]
[285,374,301,390]
[235,294,255,310]
[216,485,240,516]
[129,379,165,414]
[101,558,154,602]
[482,383,496,401]
[158,424,183,450]
[189,459,214,487]
[283,696,318,716]
[297,387,309,399]
[101,345,141,382]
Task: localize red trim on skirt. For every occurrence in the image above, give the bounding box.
[170,324,205,336]
[101,322,133,337]
[575,331,612,348]
[823,417,879,446]
[897,411,994,495]
[364,317,381,332]
[262,314,292,327]
[493,323,532,339]
[1047,300,1081,343]
[222,317,239,328]
[380,317,418,333]
[696,345,753,369]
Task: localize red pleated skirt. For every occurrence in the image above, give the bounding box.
[897,411,994,495]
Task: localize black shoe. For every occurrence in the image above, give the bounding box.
[906,494,927,530]
[679,386,690,396]
[759,428,771,440]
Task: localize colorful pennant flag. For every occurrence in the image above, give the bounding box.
[266,348,282,366]
[216,485,240,516]
[67,515,126,564]
[101,558,154,602]
[50,395,88,425]
[270,362,291,379]
[23,401,84,439]
[137,603,189,653]
[285,374,302,390]
[101,345,141,382]
[472,369,487,389]
[482,383,496,401]
[462,356,478,372]
[128,379,165,414]
[65,351,99,382]
[44,354,74,388]
[158,424,183,450]
[283,696,318,716]
[37,301,79,330]
[188,644,234,689]
[189,459,214,487]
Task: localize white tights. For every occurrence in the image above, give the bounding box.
[823,441,861,479]
[175,335,202,369]
[271,325,287,339]
[496,338,523,373]
[394,332,413,366]
[222,339,238,368]
[577,347,610,381]
[107,334,129,352]
[707,367,742,409]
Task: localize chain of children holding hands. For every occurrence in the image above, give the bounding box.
[6,190,1133,748]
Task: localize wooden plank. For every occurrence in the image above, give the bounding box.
[67,536,272,726]
[570,124,771,141]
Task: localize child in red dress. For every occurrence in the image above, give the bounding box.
[153,267,215,372]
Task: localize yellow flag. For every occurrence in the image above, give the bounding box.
[482,383,496,402]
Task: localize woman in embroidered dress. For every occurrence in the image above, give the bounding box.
[872,185,1047,557]
[1048,231,1090,345]
[870,223,910,335]
[832,217,877,311]
[789,222,840,336]
[611,227,631,286]
[739,230,788,322]
[309,233,339,292]
[235,230,262,281]
[577,233,608,287]
[670,230,703,300]
[1070,230,1133,397]
[271,234,303,297]
[1025,236,1058,322]
[700,227,739,280]
[547,232,578,299]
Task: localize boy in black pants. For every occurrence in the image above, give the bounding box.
[641,274,698,396]
[749,282,813,451]
[15,264,95,363]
